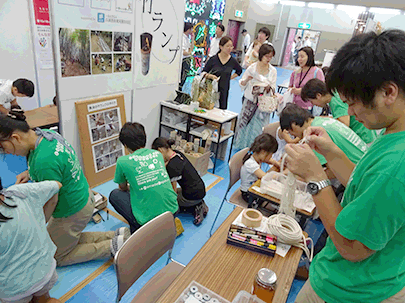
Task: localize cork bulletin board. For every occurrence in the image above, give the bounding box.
[75,94,127,188]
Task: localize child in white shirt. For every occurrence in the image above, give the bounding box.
[240,133,279,203]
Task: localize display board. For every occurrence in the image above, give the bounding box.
[75,94,126,187]
[133,0,184,88]
[51,0,134,100]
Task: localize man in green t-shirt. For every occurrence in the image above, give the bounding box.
[109,122,178,237]
[301,78,377,144]
[285,30,405,303]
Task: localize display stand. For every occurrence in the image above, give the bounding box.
[75,94,127,188]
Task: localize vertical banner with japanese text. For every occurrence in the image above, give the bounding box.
[133,0,184,88]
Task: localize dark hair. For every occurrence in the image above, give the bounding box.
[184,22,193,33]
[217,24,225,32]
[12,79,34,97]
[242,29,247,33]
[279,103,314,131]
[243,133,278,164]
[297,36,302,40]
[0,178,17,223]
[296,46,315,67]
[258,27,271,39]
[151,137,175,150]
[0,110,30,141]
[327,30,405,107]
[119,122,146,151]
[301,78,328,102]
[321,66,329,77]
[219,36,232,48]
[258,44,276,61]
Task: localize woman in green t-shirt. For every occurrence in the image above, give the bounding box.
[0,110,128,266]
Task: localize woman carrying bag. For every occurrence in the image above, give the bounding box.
[234,44,277,150]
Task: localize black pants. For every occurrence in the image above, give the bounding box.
[109,189,141,234]
[179,57,191,90]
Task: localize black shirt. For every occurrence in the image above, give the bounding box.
[166,151,206,200]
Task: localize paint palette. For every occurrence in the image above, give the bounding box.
[174,280,230,303]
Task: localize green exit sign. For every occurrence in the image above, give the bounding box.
[235,10,243,18]
[298,22,311,29]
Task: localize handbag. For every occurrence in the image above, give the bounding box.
[257,91,278,113]
[276,89,294,115]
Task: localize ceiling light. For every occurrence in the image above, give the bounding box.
[280,1,306,7]
[308,2,334,9]
[369,7,401,15]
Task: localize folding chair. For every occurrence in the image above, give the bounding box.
[114,211,184,303]
[209,147,250,236]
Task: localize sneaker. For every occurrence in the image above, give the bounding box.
[110,227,131,257]
[201,200,209,217]
[115,227,131,238]
[193,203,205,226]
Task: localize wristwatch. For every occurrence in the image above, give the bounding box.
[306,179,332,195]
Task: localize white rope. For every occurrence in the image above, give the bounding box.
[267,214,313,261]
[267,136,313,261]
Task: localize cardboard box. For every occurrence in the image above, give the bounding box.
[184,146,210,176]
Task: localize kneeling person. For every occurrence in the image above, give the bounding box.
[152,137,208,225]
[109,123,178,235]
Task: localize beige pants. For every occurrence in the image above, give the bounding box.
[47,189,115,266]
[296,279,405,303]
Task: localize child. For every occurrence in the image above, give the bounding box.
[243,40,262,68]
[0,178,62,303]
[240,133,279,203]
[0,78,34,114]
[109,123,179,242]
[152,137,208,225]
[273,126,300,162]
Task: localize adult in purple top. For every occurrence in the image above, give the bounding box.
[289,47,325,110]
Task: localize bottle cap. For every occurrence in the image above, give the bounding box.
[257,268,277,286]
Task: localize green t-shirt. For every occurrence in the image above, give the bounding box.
[27,131,89,218]
[329,93,377,144]
[114,148,178,225]
[310,131,405,303]
[311,117,368,165]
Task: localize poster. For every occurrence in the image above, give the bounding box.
[133,0,184,88]
[87,107,121,144]
[92,138,124,172]
[51,0,134,100]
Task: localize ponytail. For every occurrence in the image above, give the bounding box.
[0,109,30,140]
[151,137,175,150]
[243,133,278,164]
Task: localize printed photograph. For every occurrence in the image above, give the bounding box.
[105,108,119,124]
[91,125,107,143]
[93,138,124,172]
[59,28,90,77]
[96,155,110,172]
[106,121,120,138]
[116,0,133,13]
[110,150,123,165]
[113,32,132,52]
[91,54,112,75]
[89,112,105,128]
[93,141,110,158]
[91,30,112,52]
[114,54,132,72]
[108,138,121,152]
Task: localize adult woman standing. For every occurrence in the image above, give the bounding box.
[289,46,325,110]
[234,44,277,150]
[1,110,122,267]
[203,36,242,109]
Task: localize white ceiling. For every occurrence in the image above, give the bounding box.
[281,0,405,10]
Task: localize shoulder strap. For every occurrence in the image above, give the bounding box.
[314,67,318,78]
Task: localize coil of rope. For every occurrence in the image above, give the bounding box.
[266,139,314,261]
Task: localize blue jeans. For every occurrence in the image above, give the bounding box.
[109,189,141,234]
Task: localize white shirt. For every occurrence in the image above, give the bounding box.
[0,79,14,106]
[208,36,221,57]
[239,62,277,101]
[243,33,251,52]
[240,157,260,192]
[304,39,312,48]
[182,33,191,60]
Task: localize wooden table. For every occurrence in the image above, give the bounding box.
[157,207,304,303]
[248,179,314,227]
[25,106,59,129]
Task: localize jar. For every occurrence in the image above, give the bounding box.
[252,268,277,302]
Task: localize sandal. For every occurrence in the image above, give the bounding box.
[193,204,205,225]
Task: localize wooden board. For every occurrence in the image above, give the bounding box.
[75,94,127,188]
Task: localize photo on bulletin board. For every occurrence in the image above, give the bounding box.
[75,94,127,188]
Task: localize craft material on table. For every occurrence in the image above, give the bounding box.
[174,280,230,303]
